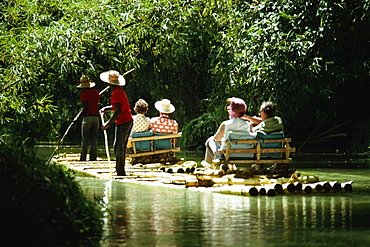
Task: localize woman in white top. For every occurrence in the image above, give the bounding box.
[204,97,251,164]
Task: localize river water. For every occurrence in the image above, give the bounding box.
[76,163,370,247]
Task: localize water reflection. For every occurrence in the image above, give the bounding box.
[76,177,370,247]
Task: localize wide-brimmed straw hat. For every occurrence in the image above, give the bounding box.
[100,70,126,86]
[77,75,96,88]
[154,99,175,114]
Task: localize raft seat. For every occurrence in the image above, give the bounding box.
[227,131,256,159]
[218,131,295,165]
[153,132,174,150]
[257,131,284,159]
[127,132,182,158]
[131,131,153,151]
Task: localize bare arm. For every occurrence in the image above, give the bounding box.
[241,115,262,125]
[213,123,225,143]
[100,105,113,113]
[101,103,121,130]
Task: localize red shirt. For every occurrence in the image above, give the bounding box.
[80,89,100,115]
[111,86,133,125]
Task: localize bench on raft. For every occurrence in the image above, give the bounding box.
[127,131,182,164]
[216,131,296,165]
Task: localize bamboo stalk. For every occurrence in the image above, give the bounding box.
[341,181,353,192]
[330,181,342,192]
[302,184,313,194]
[282,183,296,193]
[261,184,278,196]
[294,182,303,192]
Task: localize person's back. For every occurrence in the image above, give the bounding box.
[220,117,251,152]
[131,99,150,135]
[150,99,178,134]
[224,118,251,136]
[76,75,100,161]
[252,101,283,134]
[253,115,283,134]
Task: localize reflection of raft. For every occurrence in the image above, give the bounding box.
[52,153,354,197]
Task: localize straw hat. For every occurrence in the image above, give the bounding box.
[100,70,126,86]
[154,99,175,113]
[77,75,95,88]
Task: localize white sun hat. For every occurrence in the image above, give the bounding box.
[154,99,175,113]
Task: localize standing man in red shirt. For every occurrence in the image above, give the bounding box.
[100,70,133,176]
[76,75,100,161]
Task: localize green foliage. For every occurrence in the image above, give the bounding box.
[0,144,104,246]
[1,0,369,152]
[182,112,222,148]
[348,118,370,152]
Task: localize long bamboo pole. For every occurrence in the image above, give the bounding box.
[100,112,112,179]
[47,112,81,164]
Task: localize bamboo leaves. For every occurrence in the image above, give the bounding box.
[0,0,369,151]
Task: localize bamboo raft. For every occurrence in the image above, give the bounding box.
[52,153,354,197]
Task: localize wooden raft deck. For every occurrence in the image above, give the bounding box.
[52,153,354,196]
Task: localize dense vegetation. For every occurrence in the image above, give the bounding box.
[0,146,104,246]
[1,0,370,153]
